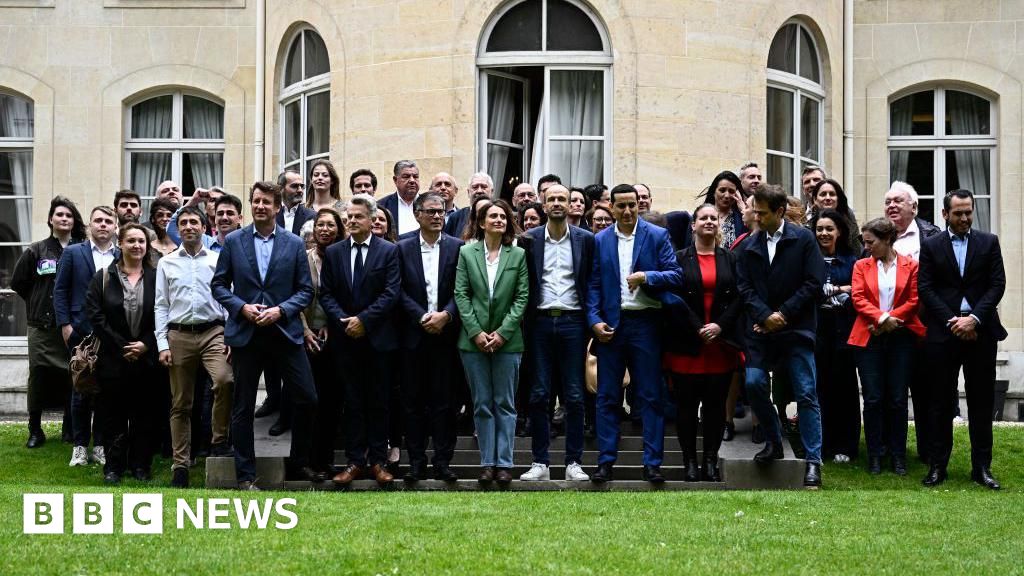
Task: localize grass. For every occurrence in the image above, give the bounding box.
[0,422,1022,575]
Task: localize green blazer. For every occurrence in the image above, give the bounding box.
[454,241,530,353]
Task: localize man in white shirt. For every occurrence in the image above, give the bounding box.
[378,160,422,236]
[275,170,316,235]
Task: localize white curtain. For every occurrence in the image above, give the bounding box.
[948,94,991,230]
[486,75,517,188]
[547,70,603,187]
[183,97,224,188]
[889,99,913,181]
[130,152,171,197]
[132,96,172,139]
[0,95,33,242]
[529,98,546,186]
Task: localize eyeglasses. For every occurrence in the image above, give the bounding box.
[418,208,446,216]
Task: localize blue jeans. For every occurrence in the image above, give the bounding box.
[856,329,914,458]
[460,351,521,468]
[594,310,665,467]
[528,312,587,465]
[745,335,823,464]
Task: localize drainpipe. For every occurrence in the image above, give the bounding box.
[254,0,266,182]
[843,0,854,204]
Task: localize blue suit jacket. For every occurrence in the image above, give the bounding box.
[523,224,594,315]
[275,204,317,236]
[586,219,683,330]
[443,206,470,239]
[53,241,121,338]
[319,234,401,352]
[396,233,463,348]
[211,224,313,347]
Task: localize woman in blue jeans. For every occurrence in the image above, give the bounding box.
[454,199,529,485]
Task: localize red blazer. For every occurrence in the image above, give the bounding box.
[848,253,926,347]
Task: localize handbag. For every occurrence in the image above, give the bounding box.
[585,341,630,394]
[69,269,108,395]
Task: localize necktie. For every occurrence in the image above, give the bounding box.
[352,243,365,294]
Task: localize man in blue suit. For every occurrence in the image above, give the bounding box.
[54,205,119,466]
[587,184,682,483]
[211,181,317,489]
[736,183,825,487]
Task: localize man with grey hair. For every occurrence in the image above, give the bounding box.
[512,182,538,208]
[739,162,762,197]
[443,172,495,238]
[379,160,421,237]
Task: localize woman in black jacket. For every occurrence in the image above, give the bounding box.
[86,223,160,484]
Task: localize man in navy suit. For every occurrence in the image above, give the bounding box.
[275,169,316,236]
[736,183,825,487]
[520,184,594,482]
[211,181,317,489]
[443,172,495,240]
[587,184,682,483]
[320,194,402,487]
[377,160,421,237]
[395,192,463,482]
[54,205,120,466]
[918,189,1006,490]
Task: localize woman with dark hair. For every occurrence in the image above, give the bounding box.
[86,223,161,484]
[810,179,860,252]
[700,171,748,247]
[517,201,546,231]
[371,206,398,243]
[454,199,529,485]
[568,188,588,229]
[586,204,614,234]
[12,196,87,448]
[149,197,179,258]
[307,159,345,212]
[812,209,861,464]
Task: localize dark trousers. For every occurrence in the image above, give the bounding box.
[189,370,214,456]
[816,316,861,458]
[97,362,158,475]
[926,335,997,469]
[856,330,914,458]
[336,338,391,466]
[672,372,730,461]
[263,365,292,425]
[908,349,933,461]
[231,328,317,482]
[401,335,455,467]
[309,345,342,473]
[67,334,103,447]
[529,312,587,465]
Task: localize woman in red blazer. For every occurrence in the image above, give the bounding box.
[849,218,926,477]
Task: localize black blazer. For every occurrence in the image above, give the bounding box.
[85,262,158,379]
[396,233,464,348]
[276,204,317,236]
[319,234,401,352]
[665,210,693,250]
[521,224,594,315]
[918,228,1007,343]
[443,206,471,240]
[663,246,743,355]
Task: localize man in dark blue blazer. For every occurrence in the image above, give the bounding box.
[320,193,402,486]
[736,183,825,487]
[443,172,495,239]
[586,184,682,483]
[520,184,595,482]
[211,181,317,489]
[918,189,1006,490]
[395,192,463,482]
[275,170,317,236]
[376,160,421,238]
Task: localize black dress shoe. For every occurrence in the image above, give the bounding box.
[642,465,665,484]
[133,468,152,481]
[287,466,322,482]
[171,467,189,488]
[478,466,495,484]
[254,402,278,418]
[702,457,722,482]
[26,428,46,449]
[267,419,290,436]
[892,456,907,476]
[584,423,597,439]
[209,442,234,457]
[722,422,735,442]
[751,424,766,444]
[803,462,821,487]
[591,463,614,483]
[404,463,427,483]
[753,440,784,463]
[104,471,121,485]
[434,464,458,482]
[971,467,1001,490]
[922,464,947,487]
[61,429,73,444]
[683,459,700,482]
[868,455,882,475]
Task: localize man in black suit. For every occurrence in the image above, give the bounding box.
[320,193,402,487]
[736,183,825,487]
[275,169,316,236]
[377,160,421,237]
[443,172,495,239]
[918,189,1006,490]
[396,192,463,482]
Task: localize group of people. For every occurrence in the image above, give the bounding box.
[15,158,1005,491]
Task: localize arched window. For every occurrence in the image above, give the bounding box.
[280,28,330,179]
[0,91,33,337]
[889,86,996,231]
[477,0,611,199]
[766,21,824,196]
[124,91,225,207]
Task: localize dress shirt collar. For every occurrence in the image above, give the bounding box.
[544,223,570,244]
[898,219,919,240]
[253,227,276,240]
[614,221,638,240]
[948,227,971,241]
[175,244,209,259]
[420,233,441,249]
[91,241,115,255]
[768,220,785,241]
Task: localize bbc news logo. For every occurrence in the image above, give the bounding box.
[23,494,298,534]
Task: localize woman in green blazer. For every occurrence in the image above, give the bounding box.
[454,199,530,485]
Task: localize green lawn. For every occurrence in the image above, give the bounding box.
[0,422,1022,575]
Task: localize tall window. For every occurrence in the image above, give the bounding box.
[280,28,330,179]
[766,22,825,196]
[889,87,996,231]
[0,91,33,337]
[124,91,225,207]
[477,0,612,199]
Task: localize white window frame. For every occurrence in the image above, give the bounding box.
[0,90,33,342]
[123,90,225,203]
[887,86,998,232]
[279,27,331,178]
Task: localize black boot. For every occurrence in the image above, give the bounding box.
[683,457,700,482]
[702,455,721,482]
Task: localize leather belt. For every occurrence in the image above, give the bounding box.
[168,320,224,333]
[537,309,581,317]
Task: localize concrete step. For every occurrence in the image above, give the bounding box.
[443,450,705,466]
[449,436,703,451]
[282,479,727,492]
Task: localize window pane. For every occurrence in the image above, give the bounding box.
[486,0,542,52]
[487,144,524,202]
[0,197,32,243]
[550,70,603,136]
[917,196,935,227]
[946,90,990,136]
[889,91,933,136]
[0,94,33,138]
[889,149,933,196]
[972,197,991,232]
[549,140,601,189]
[487,75,524,144]
[284,101,301,164]
[130,95,173,139]
[285,34,303,87]
[766,153,794,196]
[767,87,794,153]
[129,152,172,199]
[183,153,224,192]
[798,27,820,83]
[0,151,32,197]
[800,96,819,161]
[303,30,330,78]
[547,0,602,51]
[305,92,330,156]
[183,96,224,139]
[767,24,797,74]
[946,149,990,196]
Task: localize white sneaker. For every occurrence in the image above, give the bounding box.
[565,462,590,481]
[69,445,88,467]
[91,446,106,465]
[520,462,550,481]
[833,454,850,464]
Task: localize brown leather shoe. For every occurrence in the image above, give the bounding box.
[495,468,513,485]
[478,466,495,483]
[371,464,394,485]
[332,464,364,486]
